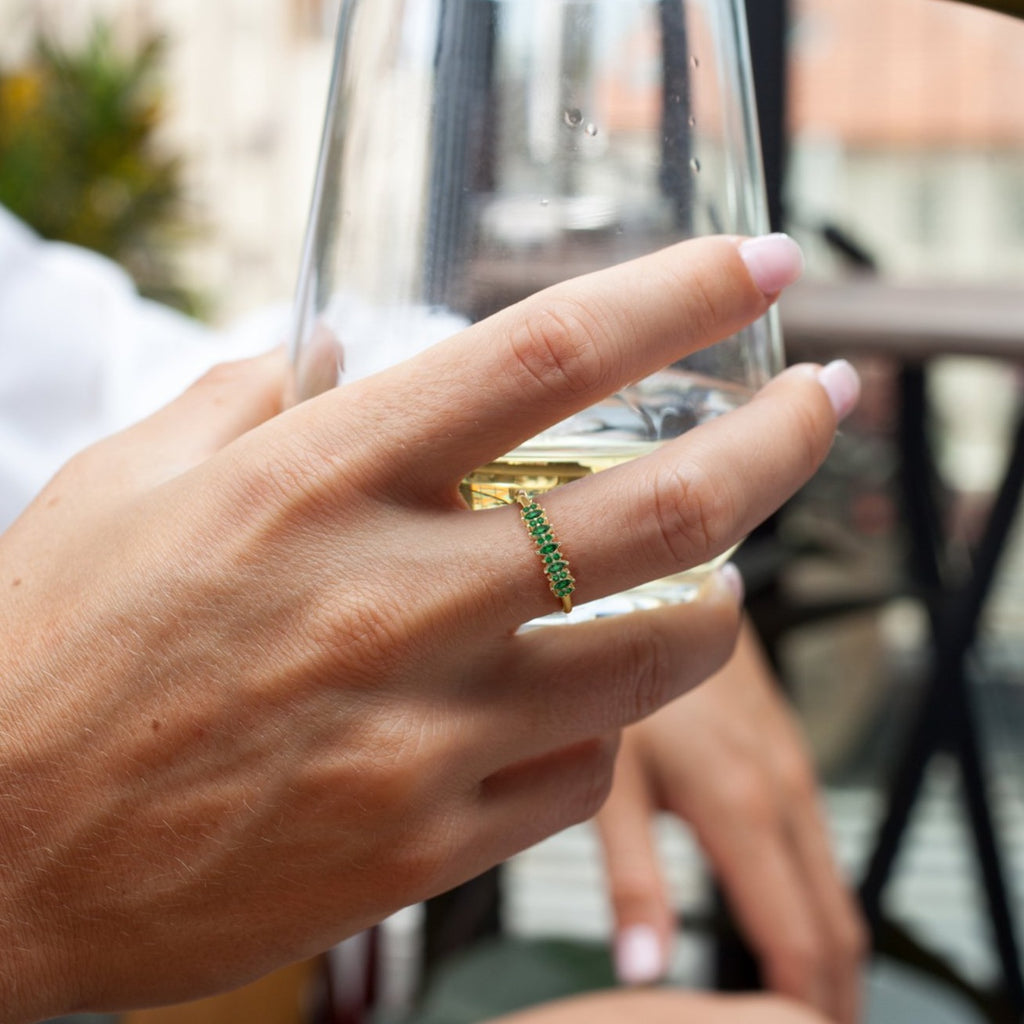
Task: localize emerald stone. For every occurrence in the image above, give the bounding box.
[524,507,544,520]
[538,542,559,555]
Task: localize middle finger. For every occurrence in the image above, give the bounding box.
[337,235,791,496]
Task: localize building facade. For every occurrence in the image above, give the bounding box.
[1,0,1023,317]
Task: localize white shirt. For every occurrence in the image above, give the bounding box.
[0,206,290,529]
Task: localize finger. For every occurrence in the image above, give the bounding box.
[787,795,869,1024]
[679,786,832,1016]
[596,742,673,985]
[333,234,803,492]
[541,363,846,608]
[479,569,742,765]
[463,362,847,628]
[468,735,620,874]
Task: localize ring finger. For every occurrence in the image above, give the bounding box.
[461,362,846,632]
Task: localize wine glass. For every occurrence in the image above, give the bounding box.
[290,0,782,621]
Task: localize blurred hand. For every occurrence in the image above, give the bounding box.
[597,620,868,1023]
[489,988,838,1024]
[0,236,851,1021]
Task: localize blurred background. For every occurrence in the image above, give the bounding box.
[3,0,1024,1022]
[0,0,340,320]
[4,0,1024,319]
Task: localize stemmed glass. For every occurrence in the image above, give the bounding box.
[290,0,782,620]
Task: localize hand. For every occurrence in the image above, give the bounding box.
[596,621,868,1023]
[488,989,838,1024]
[0,236,849,1021]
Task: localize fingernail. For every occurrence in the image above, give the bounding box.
[738,233,805,296]
[717,562,745,605]
[615,925,665,986]
[817,359,861,421]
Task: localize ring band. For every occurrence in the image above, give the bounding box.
[515,490,575,614]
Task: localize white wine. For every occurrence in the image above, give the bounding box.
[463,438,736,621]
[461,440,659,510]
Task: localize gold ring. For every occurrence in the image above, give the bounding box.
[515,490,575,614]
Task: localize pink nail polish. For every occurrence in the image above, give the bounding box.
[817,359,861,421]
[738,233,805,296]
[717,562,745,605]
[615,925,665,986]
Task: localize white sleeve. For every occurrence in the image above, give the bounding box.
[0,206,291,529]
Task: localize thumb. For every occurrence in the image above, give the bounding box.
[596,743,674,986]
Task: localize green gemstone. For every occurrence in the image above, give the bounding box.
[538,542,559,555]
[543,552,563,563]
[553,582,575,596]
[523,507,544,520]
[529,523,551,536]
[546,564,568,577]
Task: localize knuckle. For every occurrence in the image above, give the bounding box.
[611,875,660,915]
[673,260,727,340]
[505,296,613,400]
[775,750,819,805]
[768,936,824,993]
[782,381,836,478]
[387,821,458,898]
[233,430,359,522]
[53,444,99,485]
[565,737,618,824]
[714,767,776,830]
[194,359,251,391]
[249,443,333,514]
[619,621,675,723]
[650,460,735,569]
[655,244,763,344]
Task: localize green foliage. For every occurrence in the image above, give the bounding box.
[0,21,201,313]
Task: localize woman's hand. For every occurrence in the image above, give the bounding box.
[0,235,852,1021]
[597,621,868,1024]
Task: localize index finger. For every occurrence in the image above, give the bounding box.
[339,234,801,495]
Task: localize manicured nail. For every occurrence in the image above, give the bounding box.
[615,925,665,986]
[817,359,861,421]
[738,233,805,296]
[717,562,745,605]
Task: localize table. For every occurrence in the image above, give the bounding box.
[781,277,1024,362]
[782,277,1024,1021]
